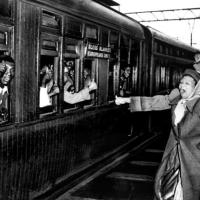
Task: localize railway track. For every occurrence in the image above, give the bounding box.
[56,133,167,200]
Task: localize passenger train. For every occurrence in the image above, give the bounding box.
[0,0,198,199]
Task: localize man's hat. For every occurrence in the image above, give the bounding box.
[182,68,200,83]
[194,53,200,64]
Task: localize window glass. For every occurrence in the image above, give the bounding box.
[130,40,140,94]
[0,0,11,17]
[99,29,108,47]
[65,17,82,39]
[110,31,119,59]
[85,24,98,43]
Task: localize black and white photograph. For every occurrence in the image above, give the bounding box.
[0,0,200,199]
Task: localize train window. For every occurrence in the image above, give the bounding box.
[119,35,131,97]
[119,65,132,97]
[171,68,182,88]
[159,44,163,54]
[63,37,83,109]
[110,31,119,59]
[154,60,169,93]
[130,40,140,94]
[39,33,60,115]
[0,52,14,124]
[42,10,61,31]
[120,34,129,64]
[160,65,166,89]
[165,66,170,89]
[99,29,108,47]
[108,60,118,101]
[63,38,81,58]
[39,55,59,114]
[63,58,77,110]
[85,24,98,43]
[0,0,11,17]
[155,62,161,92]
[165,46,169,55]
[65,17,83,39]
[169,47,173,55]
[82,59,96,106]
[0,31,7,46]
[0,25,11,52]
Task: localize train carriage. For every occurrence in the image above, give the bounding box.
[0,0,145,199]
[142,25,199,135]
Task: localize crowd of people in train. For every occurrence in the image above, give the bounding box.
[115,52,200,200]
[39,60,97,107]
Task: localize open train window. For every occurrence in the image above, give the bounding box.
[39,55,59,115]
[108,31,119,101]
[0,52,13,124]
[63,58,77,110]
[62,37,82,110]
[39,33,60,116]
[119,35,131,97]
[119,64,132,97]
[82,59,96,106]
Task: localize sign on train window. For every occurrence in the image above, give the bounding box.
[85,43,111,59]
[85,24,98,43]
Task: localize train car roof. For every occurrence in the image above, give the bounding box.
[93,0,120,6]
[32,0,144,39]
[147,26,199,52]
